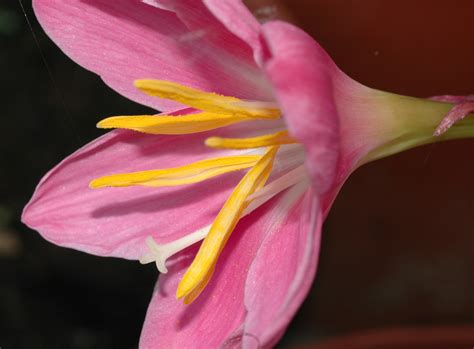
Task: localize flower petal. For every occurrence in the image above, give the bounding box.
[242,186,321,348]
[33,0,269,112]
[259,21,342,194]
[145,0,259,60]
[22,126,257,260]
[139,183,314,348]
[22,116,288,260]
[203,0,262,60]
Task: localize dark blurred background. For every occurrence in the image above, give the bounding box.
[1,1,473,348]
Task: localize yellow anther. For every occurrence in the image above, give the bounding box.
[96,112,255,135]
[181,266,215,305]
[135,79,280,120]
[135,79,240,111]
[205,130,297,149]
[176,146,279,303]
[89,155,261,189]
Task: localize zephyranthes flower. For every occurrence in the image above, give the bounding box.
[23,0,473,347]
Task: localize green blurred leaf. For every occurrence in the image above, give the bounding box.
[0,8,21,35]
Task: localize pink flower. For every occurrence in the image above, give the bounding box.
[23,0,474,347]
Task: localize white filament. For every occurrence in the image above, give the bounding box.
[139,165,309,273]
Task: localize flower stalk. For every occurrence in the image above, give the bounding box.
[362,93,474,164]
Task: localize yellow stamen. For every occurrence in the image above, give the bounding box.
[176,146,279,303]
[96,112,255,135]
[135,79,280,120]
[135,79,239,109]
[205,130,297,149]
[181,266,215,305]
[89,155,261,188]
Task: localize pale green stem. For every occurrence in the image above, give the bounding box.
[362,93,474,164]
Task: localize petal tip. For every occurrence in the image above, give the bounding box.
[21,205,33,228]
[21,198,43,232]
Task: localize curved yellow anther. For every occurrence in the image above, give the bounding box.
[205,130,297,149]
[135,79,239,111]
[96,112,254,135]
[89,155,261,188]
[176,146,279,303]
[135,79,280,120]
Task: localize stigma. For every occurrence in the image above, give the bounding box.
[90,80,306,304]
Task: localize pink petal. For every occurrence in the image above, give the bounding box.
[22,127,253,260]
[142,0,258,66]
[203,0,263,61]
[139,185,316,348]
[22,117,286,260]
[259,21,341,194]
[33,0,270,112]
[243,187,322,348]
[260,21,385,198]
